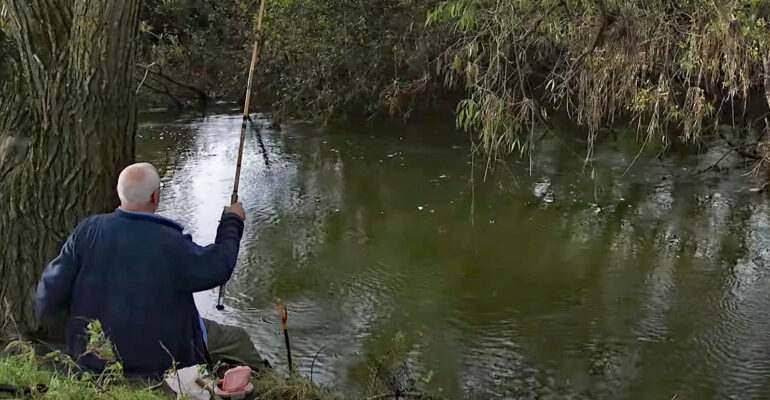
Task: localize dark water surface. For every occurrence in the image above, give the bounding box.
[137,110,770,399]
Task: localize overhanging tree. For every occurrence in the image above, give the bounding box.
[0,0,141,336]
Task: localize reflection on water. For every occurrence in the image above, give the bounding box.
[138,110,770,399]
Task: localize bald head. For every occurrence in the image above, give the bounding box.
[117,163,161,212]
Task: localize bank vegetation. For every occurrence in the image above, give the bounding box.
[130,0,770,163]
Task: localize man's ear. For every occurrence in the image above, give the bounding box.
[151,189,160,205]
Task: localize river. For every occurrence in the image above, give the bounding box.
[137,109,770,399]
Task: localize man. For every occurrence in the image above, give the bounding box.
[35,162,268,377]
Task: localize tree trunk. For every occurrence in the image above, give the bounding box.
[0,0,141,337]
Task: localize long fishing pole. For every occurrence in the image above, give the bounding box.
[217,0,268,311]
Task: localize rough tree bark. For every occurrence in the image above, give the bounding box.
[0,0,141,336]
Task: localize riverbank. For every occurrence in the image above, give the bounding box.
[0,341,338,400]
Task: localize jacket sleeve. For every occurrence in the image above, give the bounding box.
[35,227,82,317]
[175,212,245,293]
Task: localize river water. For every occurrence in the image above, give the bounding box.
[137,109,770,399]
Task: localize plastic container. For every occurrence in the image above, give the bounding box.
[214,366,255,400]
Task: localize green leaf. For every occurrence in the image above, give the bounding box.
[453,54,463,72]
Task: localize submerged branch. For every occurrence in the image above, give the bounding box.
[718,130,761,160]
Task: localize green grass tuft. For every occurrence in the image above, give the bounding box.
[1,335,437,399]
[0,341,340,400]
[251,370,339,400]
[0,342,168,399]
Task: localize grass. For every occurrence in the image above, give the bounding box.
[0,341,169,399]
[0,329,439,400]
[251,370,339,400]
[0,341,338,400]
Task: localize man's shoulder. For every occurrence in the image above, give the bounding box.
[113,209,185,233]
[73,212,108,230]
[75,211,183,237]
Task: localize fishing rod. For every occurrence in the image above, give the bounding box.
[217,0,268,311]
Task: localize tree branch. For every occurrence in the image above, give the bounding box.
[141,81,183,109]
[573,0,609,66]
[136,63,208,103]
[762,53,770,113]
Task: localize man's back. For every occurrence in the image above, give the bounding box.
[36,208,244,377]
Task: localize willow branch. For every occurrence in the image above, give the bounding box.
[135,63,208,101]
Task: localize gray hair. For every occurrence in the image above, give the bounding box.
[117,162,160,207]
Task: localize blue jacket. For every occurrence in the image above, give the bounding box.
[35,208,244,377]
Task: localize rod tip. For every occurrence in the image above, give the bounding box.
[216,304,225,311]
